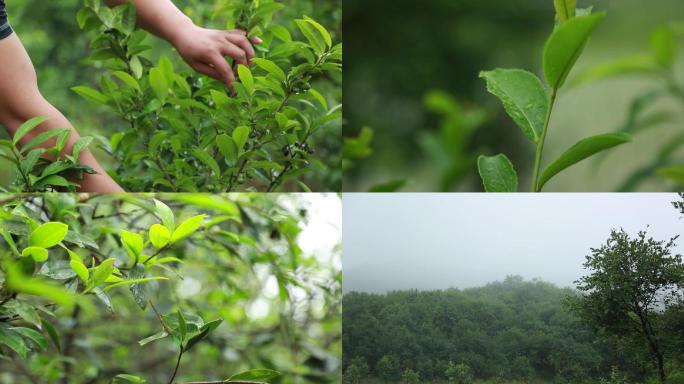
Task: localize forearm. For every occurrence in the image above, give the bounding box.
[103,0,194,46]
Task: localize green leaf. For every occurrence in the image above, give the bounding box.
[149,224,171,249]
[183,319,222,353]
[88,258,116,290]
[21,128,69,154]
[29,222,68,248]
[570,54,660,87]
[170,215,205,244]
[154,199,175,232]
[368,179,407,193]
[650,26,676,68]
[149,67,168,102]
[13,116,48,145]
[12,327,47,351]
[228,369,280,382]
[113,70,141,92]
[480,69,549,142]
[232,126,250,153]
[477,154,518,192]
[72,86,109,105]
[113,374,147,383]
[253,58,286,82]
[303,16,332,48]
[102,277,168,292]
[40,318,60,350]
[129,264,148,310]
[120,230,144,261]
[554,0,576,23]
[22,246,49,262]
[138,330,168,346]
[657,165,684,185]
[295,19,325,54]
[13,301,42,330]
[538,132,632,191]
[543,13,606,90]
[216,134,238,165]
[70,259,90,282]
[5,262,74,307]
[177,310,187,343]
[192,149,221,177]
[237,64,254,95]
[72,136,94,160]
[0,326,28,359]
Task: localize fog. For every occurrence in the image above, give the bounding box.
[343,193,684,293]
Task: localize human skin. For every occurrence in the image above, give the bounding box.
[0,0,259,192]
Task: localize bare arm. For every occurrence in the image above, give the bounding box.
[104,0,261,91]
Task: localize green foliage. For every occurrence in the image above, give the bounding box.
[0,117,96,192]
[342,127,406,192]
[0,193,341,383]
[401,368,420,384]
[573,22,684,191]
[572,229,684,383]
[343,277,611,383]
[478,4,632,192]
[74,0,342,192]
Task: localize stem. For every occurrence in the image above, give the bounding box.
[531,88,558,192]
[168,349,184,384]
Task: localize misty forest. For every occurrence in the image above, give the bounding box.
[343,195,684,384]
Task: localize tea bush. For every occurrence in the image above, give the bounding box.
[0,193,341,383]
[0,118,96,192]
[478,1,632,192]
[72,0,342,192]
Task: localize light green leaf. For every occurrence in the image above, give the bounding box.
[303,16,332,48]
[154,199,175,231]
[88,258,116,290]
[149,224,170,249]
[70,259,89,282]
[113,374,147,383]
[113,70,141,92]
[170,215,205,244]
[543,12,606,90]
[149,67,168,102]
[13,116,48,145]
[192,149,221,176]
[22,246,49,262]
[29,222,68,248]
[228,369,280,382]
[477,154,518,192]
[480,69,549,142]
[5,263,74,307]
[232,126,250,153]
[120,230,144,261]
[650,26,676,68]
[554,0,576,23]
[252,58,286,82]
[71,86,109,105]
[216,134,238,165]
[102,277,168,292]
[21,128,69,154]
[237,64,254,95]
[72,136,94,160]
[538,132,632,191]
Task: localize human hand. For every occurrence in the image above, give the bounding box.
[170,24,262,92]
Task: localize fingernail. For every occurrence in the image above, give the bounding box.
[254,37,263,44]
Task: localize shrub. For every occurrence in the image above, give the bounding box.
[0,193,341,382]
[446,361,474,384]
[74,0,342,192]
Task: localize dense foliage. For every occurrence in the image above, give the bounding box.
[0,193,341,383]
[0,0,342,192]
[343,275,684,384]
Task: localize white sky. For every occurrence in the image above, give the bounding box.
[343,193,684,293]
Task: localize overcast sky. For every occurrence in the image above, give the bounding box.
[343,193,684,293]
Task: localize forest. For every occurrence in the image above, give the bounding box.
[343,191,684,384]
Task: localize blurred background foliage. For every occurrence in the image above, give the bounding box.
[343,0,684,192]
[0,0,342,191]
[0,193,341,383]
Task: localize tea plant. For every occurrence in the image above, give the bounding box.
[0,194,341,383]
[0,117,95,192]
[342,127,407,192]
[74,0,342,192]
[477,1,632,192]
[573,22,684,190]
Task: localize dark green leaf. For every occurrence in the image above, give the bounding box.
[477,154,518,192]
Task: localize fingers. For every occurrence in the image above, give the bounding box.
[219,42,250,67]
[225,33,256,63]
[194,58,236,94]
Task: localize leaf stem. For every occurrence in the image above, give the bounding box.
[531,88,558,192]
[168,348,184,384]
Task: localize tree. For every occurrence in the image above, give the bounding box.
[344,357,369,384]
[376,354,400,383]
[401,368,420,384]
[446,361,474,384]
[572,229,684,383]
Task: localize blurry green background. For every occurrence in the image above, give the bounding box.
[343,0,684,192]
[0,0,342,190]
